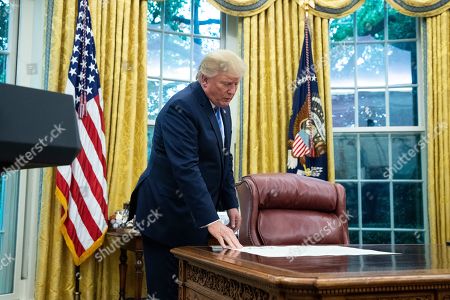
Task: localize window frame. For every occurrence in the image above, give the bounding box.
[0,0,20,296]
[330,2,428,245]
[0,0,44,298]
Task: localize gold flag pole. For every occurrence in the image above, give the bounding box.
[74,265,81,300]
[300,0,315,21]
[301,0,316,177]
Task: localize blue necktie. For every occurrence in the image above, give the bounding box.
[214,107,225,145]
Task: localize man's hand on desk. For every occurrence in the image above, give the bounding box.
[207,220,243,249]
[226,208,241,231]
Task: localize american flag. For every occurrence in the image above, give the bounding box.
[292,131,311,157]
[55,0,108,266]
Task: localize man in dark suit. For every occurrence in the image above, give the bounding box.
[129,49,246,300]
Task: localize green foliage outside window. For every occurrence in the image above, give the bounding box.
[330,0,416,43]
[0,0,9,83]
[0,0,10,82]
[0,1,9,50]
[147,0,187,32]
[0,55,5,83]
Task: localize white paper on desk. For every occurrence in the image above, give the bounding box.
[238,245,397,257]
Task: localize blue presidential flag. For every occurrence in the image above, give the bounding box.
[287,20,328,180]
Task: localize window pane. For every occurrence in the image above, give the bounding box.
[192,37,220,79]
[395,231,423,244]
[362,231,390,244]
[332,89,355,127]
[0,173,19,294]
[147,0,162,30]
[349,230,359,244]
[388,6,416,40]
[334,135,357,179]
[330,44,354,88]
[362,183,390,228]
[162,80,189,105]
[357,0,384,41]
[329,15,353,42]
[147,31,161,77]
[164,0,191,34]
[163,33,191,80]
[359,89,386,127]
[0,0,10,51]
[389,87,418,126]
[0,54,6,83]
[340,182,358,227]
[194,0,220,37]
[394,183,423,229]
[391,134,422,179]
[361,134,388,179]
[356,44,385,87]
[388,42,417,85]
[148,79,160,122]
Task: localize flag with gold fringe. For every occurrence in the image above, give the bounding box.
[55,0,108,266]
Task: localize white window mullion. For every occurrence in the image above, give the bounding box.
[356,133,362,244]
[388,133,395,244]
[5,0,18,84]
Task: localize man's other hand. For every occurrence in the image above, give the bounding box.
[207,220,243,249]
[226,208,241,231]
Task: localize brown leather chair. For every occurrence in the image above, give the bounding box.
[236,173,349,246]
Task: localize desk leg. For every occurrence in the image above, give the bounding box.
[178,260,185,300]
[135,249,144,300]
[119,248,127,300]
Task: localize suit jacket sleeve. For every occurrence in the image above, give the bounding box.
[161,101,219,228]
[220,140,239,210]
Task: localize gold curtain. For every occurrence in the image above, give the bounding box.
[207,0,364,17]
[208,0,277,16]
[238,0,334,180]
[427,10,450,245]
[35,0,148,299]
[385,0,450,17]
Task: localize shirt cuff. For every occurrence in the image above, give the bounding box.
[200,219,220,228]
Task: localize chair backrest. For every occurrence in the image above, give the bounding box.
[236,173,349,246]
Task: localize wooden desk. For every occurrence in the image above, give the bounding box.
[106,228,144,300]
[172,244,450,299]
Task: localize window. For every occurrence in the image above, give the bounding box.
[147,0,223,153]
[0,0,42,298]
[330,0,425,244]
[0,0,20,295]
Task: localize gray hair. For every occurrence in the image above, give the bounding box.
[196,49,246,80]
